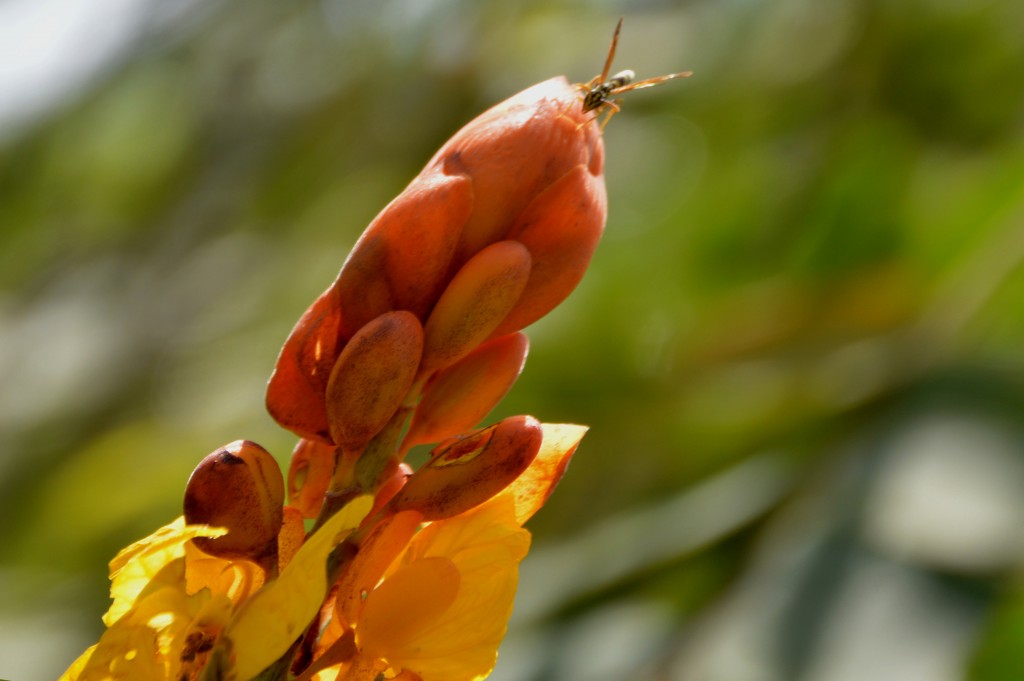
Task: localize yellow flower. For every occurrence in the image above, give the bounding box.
[60,519,231,681]
[62,423,587,681]
[61,498,372,681]
[307,424,587,681]
[346,492,531,681]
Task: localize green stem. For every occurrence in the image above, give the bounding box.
[354,405,414,490]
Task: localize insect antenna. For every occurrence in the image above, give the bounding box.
[597,17,624,87]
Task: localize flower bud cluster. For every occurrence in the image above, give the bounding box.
[265,77,606,464]
[64,75,606,681]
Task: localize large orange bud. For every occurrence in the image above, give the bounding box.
[267,77,607,443]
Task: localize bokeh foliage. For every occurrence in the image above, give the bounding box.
[2,1,1024,679]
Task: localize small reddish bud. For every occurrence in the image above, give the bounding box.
[404,333,529,449]
[183,440,285,567]
[388,415,543,520]
[265,288,344,444]
[325,311,424,452]
[335,173,474,335]
[421,240,531,373]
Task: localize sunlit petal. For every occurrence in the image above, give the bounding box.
[75,558,232,681]
[226,495,372,681]
[57,644,97,681]
[357,556,460,659]
[105,517,225,627]
[373,494,530,681]
[503,423,586,524]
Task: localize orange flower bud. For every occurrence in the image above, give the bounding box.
[423,77,605,260]
[266,77,606,443]
[335,173,474,336]
[287,438,337,519]
[183,440,284,568]
[388,415,543,520]
[404,333,529,450]
[266,288,343,445]
[325,310,424,453]
[421,240,531,373]
[493,164,607,336]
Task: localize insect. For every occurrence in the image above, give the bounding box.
[579,18,692,121]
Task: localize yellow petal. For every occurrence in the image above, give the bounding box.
[105,517,226,627]
[503,423,586,524]
[226,495,372,681]
[374,494,530,681]
[58,645,97,681]
[72,558,231,681]
[184,541,263,604]
[75,618,163,681]
[357,556,460,659]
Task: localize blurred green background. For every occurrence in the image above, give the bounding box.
[3,0,1024,679]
